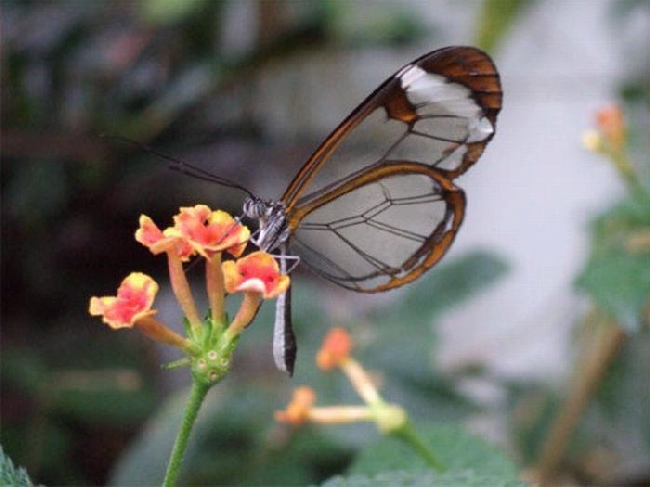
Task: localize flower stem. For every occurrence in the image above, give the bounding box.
[342,358,379,404]
[162,380,210,487]
[167,252,202,334]
[226,292,262,336]
[206,253,224,325]
[392,420,446,473]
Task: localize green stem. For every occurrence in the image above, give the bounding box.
[392,420,446,473]
[162,380,210,487]
[612,151,644,195]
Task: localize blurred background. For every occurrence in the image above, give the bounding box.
[2,0,649,485]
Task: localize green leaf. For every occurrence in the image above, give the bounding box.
[2,346,157,425]
[0,446,39,487]
[575,251,650,331]
[587,192,650,256]
[349,423,520,477]
[321,469,525,487]
[334,423,525,486]
[576,193,650,331]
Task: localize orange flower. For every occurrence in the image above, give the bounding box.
[274,386,316,424]
[89,272,158,329]
[135,215,194,260]
[90,272,192,350]
[596,103,625,150]
[316,327,352,370]
[222,251,290,299]
[173,205,250,258]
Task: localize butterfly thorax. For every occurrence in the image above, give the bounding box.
[243,197,289,251]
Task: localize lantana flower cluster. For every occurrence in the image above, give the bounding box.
[274,327,445,471]
[89,204,289,384]
[276,327,405,433]
[582,103,639,191]
[582,103,626,155]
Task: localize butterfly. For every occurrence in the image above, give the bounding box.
[173,46,502,375]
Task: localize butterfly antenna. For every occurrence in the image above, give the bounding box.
[99,133,256,198]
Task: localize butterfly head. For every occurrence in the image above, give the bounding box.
[243,197,289,251]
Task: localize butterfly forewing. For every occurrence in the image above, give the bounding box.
[282,46,502,292]
[282,46,501,210]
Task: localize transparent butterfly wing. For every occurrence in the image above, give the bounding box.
[282,46,502,292]
[283,46,502,208]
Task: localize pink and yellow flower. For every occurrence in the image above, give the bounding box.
[89,272,191,350]
[172,205,250,258]
[135,215,194,260]
[89,272,158,329]
[222,251,290,299]
[90,206,292,369]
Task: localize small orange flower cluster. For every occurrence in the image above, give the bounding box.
[89,205,290,383]
[581,103,641,190]
[316,327,352,370]
[582,103,626,155]
[595,103,626,153]
[276,327,405,434]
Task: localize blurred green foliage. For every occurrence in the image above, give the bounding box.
[507,55,650,487]
[475,0,533,52]
[575,192,650,331]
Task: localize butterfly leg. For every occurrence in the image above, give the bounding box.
[272,243,297,375]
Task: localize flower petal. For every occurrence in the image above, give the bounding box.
[274,386,315,423]
[136,215,193,260]
[135,215,163,247]
[317,327,352,370]
[89,272,158,329]
[596,103,625,148]
[222,251,290,299]
[174,206,250,258]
